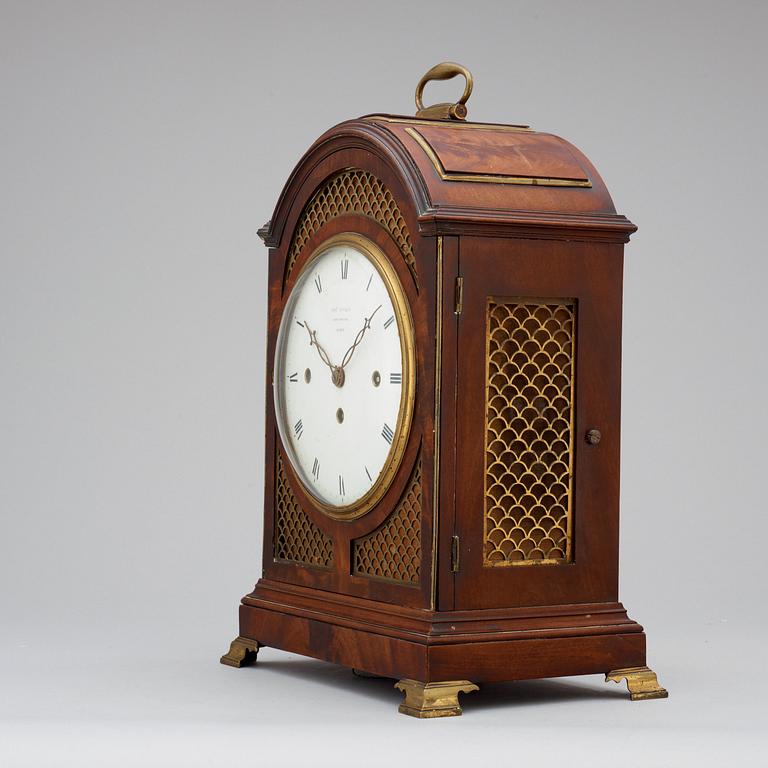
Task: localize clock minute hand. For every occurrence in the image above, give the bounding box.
[340,304,383,370]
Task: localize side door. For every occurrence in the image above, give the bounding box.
[453,236,623,610]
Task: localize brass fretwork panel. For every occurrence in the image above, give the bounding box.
[353,454,421,584]
[284,169,417,287]
[484,299,576,565]
[274,452,333,568]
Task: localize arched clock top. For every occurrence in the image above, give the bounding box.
[257,120,430,253]
[259,114,635,250]
[360,116,636,242]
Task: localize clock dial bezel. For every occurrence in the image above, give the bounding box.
[273,231,416,521]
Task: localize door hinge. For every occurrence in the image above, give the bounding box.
[454,276,463,315]
[451,535,460,572]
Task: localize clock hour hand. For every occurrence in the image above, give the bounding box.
[340,305,382,370]
[303,320,345,388]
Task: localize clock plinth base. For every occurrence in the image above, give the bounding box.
[395,679,478,718]
[605,666,668,701]
[224,579,661,717]
[220,636,261,668]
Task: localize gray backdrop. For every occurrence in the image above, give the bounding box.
[2,1,766,765]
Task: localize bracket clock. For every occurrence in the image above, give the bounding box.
[221,63,668,717]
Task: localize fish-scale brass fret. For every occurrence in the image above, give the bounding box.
[484,299,576,566]
[284,169,417,288]
[353,455,422,584]
[274,452,333,568]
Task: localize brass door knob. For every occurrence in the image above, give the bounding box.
[585,429,602,445]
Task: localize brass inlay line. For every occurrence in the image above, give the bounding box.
[366,115,532,132]
[405,127,592,188]
[483,298,576,566]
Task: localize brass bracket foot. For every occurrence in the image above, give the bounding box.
[605,666,668,700]
[220,636,261,668]
[395,679,479,718]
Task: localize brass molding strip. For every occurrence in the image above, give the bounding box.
[405,127,592,188]
[366,115,532,132]
[430,236,443,611]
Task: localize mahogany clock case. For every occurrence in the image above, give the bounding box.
[222,96,666,712]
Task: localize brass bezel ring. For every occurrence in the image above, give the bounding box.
[273,232,416,522]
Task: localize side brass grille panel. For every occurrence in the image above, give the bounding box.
[284,169,417,287]
[353,454,421,584]
[484,299,576,566]
[274,452,333,568]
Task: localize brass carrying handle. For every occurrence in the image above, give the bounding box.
[415,62,473,121]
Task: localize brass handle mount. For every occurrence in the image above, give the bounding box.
[415,62,473,121]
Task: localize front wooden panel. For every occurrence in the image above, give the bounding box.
[261,161,437,611]
[454,237,623,610]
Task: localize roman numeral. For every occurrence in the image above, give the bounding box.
[288,372,298,382]
[383,315,395,330]
[382,423,394,444]
[365,274,373,292]
[294,419,303,440]
[365,466,373,482]
[314,274,322,293]
[389,372,401,384]
[338,474,345,497]
[341,258,349,279]
[312,457,319,480]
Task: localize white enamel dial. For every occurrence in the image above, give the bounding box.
[273,234,414,516]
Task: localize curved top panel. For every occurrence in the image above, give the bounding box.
[260,115,636,248]
[404,122,590,183]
